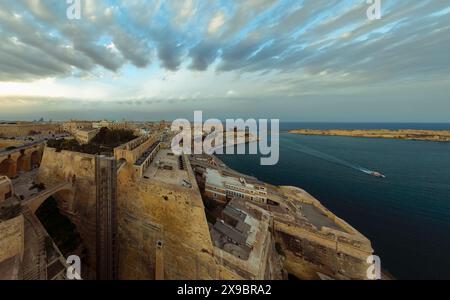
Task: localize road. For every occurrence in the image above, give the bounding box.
[0,133,69,154]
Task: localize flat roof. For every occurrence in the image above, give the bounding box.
[76,128,97,133]
[205,168,262,190]
[223,205,247,223]
[301,203,344,232]
[142,148,191,187]
[213,221,248,245]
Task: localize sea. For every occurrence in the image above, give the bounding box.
[217,123,450,280]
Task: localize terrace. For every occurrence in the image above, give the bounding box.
[142,148,192,187]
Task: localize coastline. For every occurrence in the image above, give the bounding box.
[288,129,450,142]
[201,154,376,280]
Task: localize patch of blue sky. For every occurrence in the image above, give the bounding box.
[247,39,276,60]
[290,0,348,41]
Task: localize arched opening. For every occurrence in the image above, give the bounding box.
[117,158,127,171]
[16,151,30,174]
[30,151,41,169]
[35,196,88,277]
[0,157,17,178]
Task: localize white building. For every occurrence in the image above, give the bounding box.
[74,128,99,144]
[204,168,267,204]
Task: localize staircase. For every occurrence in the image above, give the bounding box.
[21,207,47,280]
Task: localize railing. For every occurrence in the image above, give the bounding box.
[22,182,72,205]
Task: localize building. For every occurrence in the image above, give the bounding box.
[204,168,267,204]
[137,127,152,136]
[92,120,110,129]
[62,121,93,134]
[74,128,99,144]
[209,198,281,279]
[0,176,13,203]
[92,120,135,131]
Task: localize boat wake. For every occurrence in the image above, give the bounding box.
[281,137,384,177]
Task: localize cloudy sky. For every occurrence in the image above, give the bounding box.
[0,0,449,122]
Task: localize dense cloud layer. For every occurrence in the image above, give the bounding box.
[0,0,448,84]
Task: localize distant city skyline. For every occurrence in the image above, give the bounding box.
[0,1,449,122]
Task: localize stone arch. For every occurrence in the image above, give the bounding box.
[27,185,76,215]
[30,150,42,169]
[0,157,17,178]
[117,158,128,171]
[16,151,31,174]
[34,189,83,259]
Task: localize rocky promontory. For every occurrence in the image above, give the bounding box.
[288,129,450,142]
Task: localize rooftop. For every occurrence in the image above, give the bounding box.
[143,148,191,187]
[75,128,97,133]
[135,141,160,166]
[301,202,344,232]
[205,168,265,191]
[210,198,264,259]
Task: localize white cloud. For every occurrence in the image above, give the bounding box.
[0,78,112,100]
[0,0,449,121]
[208,11,226,34]
[226,90,236,96]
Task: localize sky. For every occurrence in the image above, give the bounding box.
[0,0,449,122]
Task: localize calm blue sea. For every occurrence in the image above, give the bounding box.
[217,123,450,280]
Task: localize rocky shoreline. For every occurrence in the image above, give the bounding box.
[288,129,450,142]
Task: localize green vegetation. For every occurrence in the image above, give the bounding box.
[91,127,136,146]
[47,127,137,155]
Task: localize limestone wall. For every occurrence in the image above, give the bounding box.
[0,140,24,149]
[275,228,371,280]
[114,134,158,164]
[0,215,24,264]
[274,220,372,280]
[0,123,61,137]
[37,147,97,276]
[117,163,218,279]
[274,186,373,280]
[0,176,13,203]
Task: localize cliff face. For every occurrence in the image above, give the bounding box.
[37,147,97,277]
